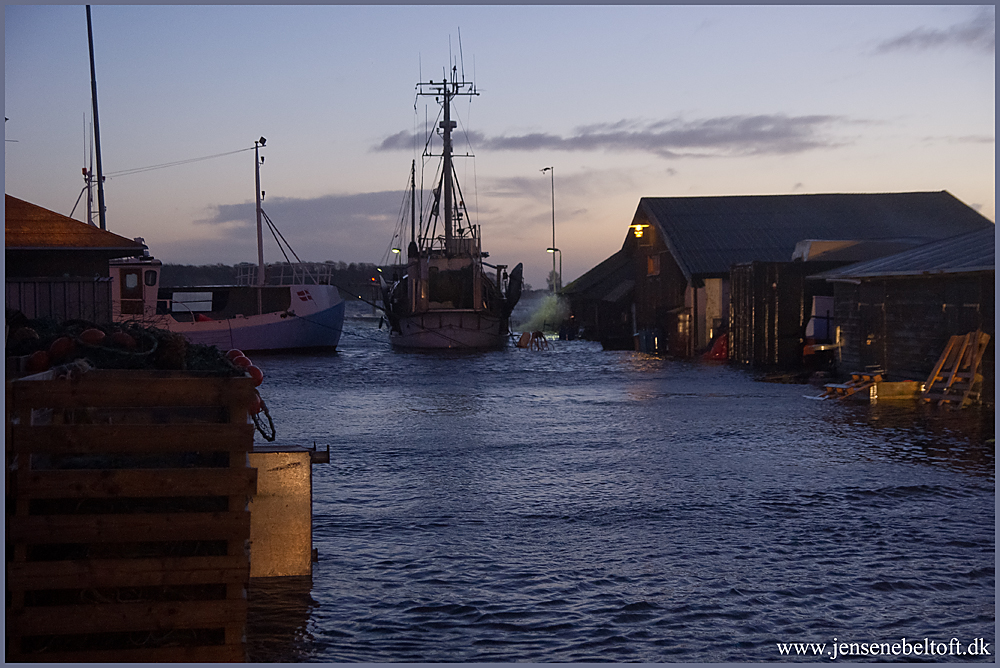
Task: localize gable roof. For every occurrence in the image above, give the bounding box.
[811,225,995,281]
[637,191,994,280]
[5,195,145,253]
[562,247,634,303]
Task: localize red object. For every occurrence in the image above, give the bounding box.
[25,350,51,374]
[247,365,264,387]
[195,313,213,322]
[703,333,728,361]
[48,336,76,362]
[225,349,244,361]
[78,328,107,346]
[232,355,252,368]
[109,331,137,350]
[249,394,263,415]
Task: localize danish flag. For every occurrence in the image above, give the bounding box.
[297,289,314,302]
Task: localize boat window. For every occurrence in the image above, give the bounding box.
[125,273,139,290]
[144,270,158,287]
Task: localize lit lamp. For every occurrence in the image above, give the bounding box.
[391,248,401,254]
[632,224,649,238]
[546,247,562,292]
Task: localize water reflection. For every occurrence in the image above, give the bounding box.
[246,576,317,662]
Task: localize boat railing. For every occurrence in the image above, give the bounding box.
[235,262,339,286]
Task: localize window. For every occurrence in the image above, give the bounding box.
[647,254,660,276]
[144,270,158,287]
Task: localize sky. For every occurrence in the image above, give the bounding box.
[4,5,995,289]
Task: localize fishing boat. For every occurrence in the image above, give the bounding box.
[109,139,345,352]
[380,65,522,350]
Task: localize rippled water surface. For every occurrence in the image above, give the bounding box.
[245,319,994,662]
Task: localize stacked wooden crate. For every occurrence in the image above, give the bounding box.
[6,370,257,662]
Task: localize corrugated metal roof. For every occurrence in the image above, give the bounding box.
[639,191,995,278]
[5,195,145,252]
[562,248,631,296]
[810,226,995,280]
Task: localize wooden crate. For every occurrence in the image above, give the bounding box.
[6,370,257,663]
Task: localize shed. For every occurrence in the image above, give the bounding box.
[561,248,635,349]
[810,226,995,399]
[6,195,146,323]
[625,191,994,356]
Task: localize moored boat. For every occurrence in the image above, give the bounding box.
[380,65,521,350]
[109,138,345,352]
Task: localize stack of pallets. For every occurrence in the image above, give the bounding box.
[922,330,991,409]
[6,370,257,662]
[821,368,883,400]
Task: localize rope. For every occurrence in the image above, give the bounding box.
[252,388,276,442]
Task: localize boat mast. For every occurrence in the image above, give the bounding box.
[254,137,266,314]
[417,65,476,256]
[441,72,456,253]
[410,159,416,247]
[85,6,107,230]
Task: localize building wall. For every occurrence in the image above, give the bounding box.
[630,210,691,355]
[834,274,994,400]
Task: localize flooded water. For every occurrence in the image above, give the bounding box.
[245,317,994,663]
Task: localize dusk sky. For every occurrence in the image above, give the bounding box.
[5,5,995,289]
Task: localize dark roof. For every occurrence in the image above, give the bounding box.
[811,226,995,280]
[562,247,634,302]
[638,191,994,280]
[5,195,145,252]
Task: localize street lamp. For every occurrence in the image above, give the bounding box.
[546,247,562,292]
[540,166,556,293]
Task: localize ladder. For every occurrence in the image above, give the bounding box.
[922,330,990,409]
[822,367,883,400]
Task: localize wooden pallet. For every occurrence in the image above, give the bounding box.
[922,330,990,409]
[6,370,257,663]
[822,368,883,400]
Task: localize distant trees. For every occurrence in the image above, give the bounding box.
[159,261,379,299]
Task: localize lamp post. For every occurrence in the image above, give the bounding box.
[546,247,562,292]
[540,166,556,293]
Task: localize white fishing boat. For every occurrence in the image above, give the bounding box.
[380,65,522,350]
[109,138,345,352]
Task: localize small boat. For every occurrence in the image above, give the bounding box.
[109,139,345,352]
[380,65,522,350]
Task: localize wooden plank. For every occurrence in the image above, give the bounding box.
[10,423,255,454]
[7,555,249,590]
[7,643,245,664]
[8,511,250,544]
[8,598,246,636]
[924,334,961,392]
[13,375,256,411]
[15,467,257,498]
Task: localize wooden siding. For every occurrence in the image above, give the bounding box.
[6,277,113,323]
[729,261,841,368]
[631,210,690,355]
[6,371,256,663]
[834,274,994,399]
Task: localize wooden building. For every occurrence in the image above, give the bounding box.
[6,195,146,322]
[561,248,635,349]
[810,226,995,400]
[616,191,993,357]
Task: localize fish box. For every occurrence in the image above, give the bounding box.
[6,370,257,663]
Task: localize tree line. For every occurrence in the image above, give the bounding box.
[159,262,380,299]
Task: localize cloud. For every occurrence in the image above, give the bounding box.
[374,114,848,159]
[875,7,995,54]
[193,190,409,263]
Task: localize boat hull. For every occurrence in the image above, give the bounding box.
[142,285,346,353]
[389,309,508,350]
[165,299,346,352]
